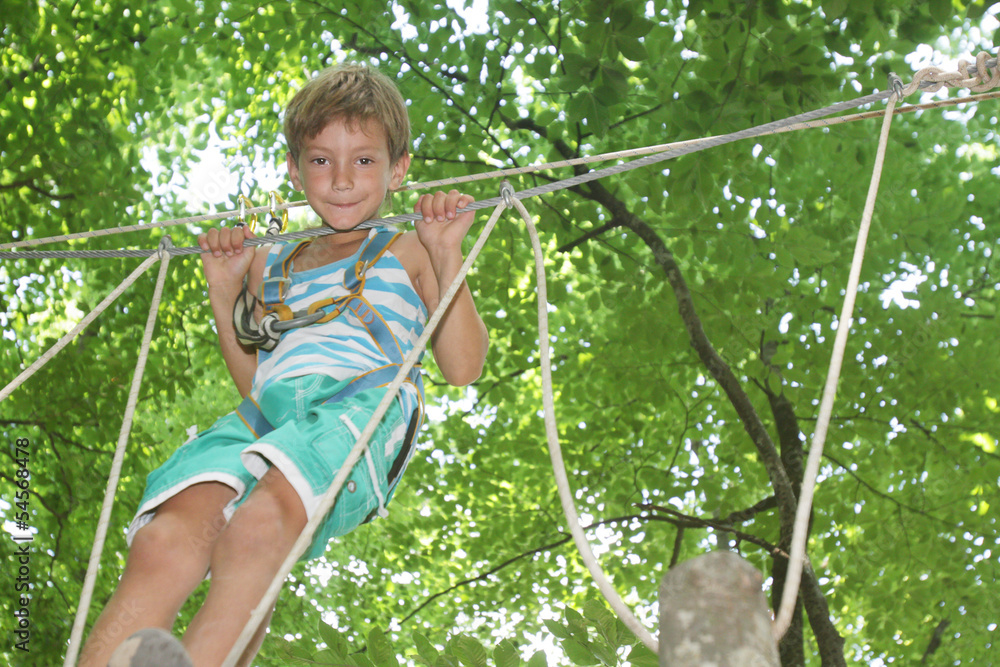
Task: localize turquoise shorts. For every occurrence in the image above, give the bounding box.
[127,375,411,561]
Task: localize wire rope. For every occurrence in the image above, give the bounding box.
[2,87,906,260]
[1,70,996,255]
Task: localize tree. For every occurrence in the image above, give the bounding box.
[1,0,997,665]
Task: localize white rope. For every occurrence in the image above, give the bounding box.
[509,194,659,653]
[63,242,173,667]
[400,89,1000,193]
[772,53,998,640]
[7,86,1000,260]
[24,49,994,660]
[0,253,162,403]
[772,88,903,640]
[9,85,997,255]
[220,201,508,667]
[0,86,902,261]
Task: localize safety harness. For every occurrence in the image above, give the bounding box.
[231,230,425,518]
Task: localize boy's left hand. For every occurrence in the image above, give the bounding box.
[414,190,476,256]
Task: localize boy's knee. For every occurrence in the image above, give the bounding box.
[130,513,219,573]
[217,483,306,557]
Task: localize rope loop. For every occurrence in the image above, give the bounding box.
[969,51,1000,92]
[888,72,904,100]
[902,52,1000,96]
[903,66,947,95]
[157,235,174,260]
[500,180,517,209]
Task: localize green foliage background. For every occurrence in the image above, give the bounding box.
[1,0,997,665]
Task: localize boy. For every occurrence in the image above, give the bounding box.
[79,63,489,666]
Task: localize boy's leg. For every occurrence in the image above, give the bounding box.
[235,606,275,667]
[182,466,308,666]
[78,482,236,667]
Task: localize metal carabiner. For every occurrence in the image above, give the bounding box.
[267,191,289,236]
[237,194,258,233]
[270,310,326,332]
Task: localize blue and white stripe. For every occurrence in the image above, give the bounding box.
[250,228,427,418]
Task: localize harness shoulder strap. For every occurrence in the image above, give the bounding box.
[260,240,311,316]
[344,230,402,291]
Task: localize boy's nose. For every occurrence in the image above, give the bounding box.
[331,166,353,191]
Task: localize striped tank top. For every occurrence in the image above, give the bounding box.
[249,228,428,420]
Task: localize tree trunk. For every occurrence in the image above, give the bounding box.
[659,551,779,667]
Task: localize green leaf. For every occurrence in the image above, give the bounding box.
[562,52,598,86]
[451,634,488,667]
[313,648,343,664]
[276,640,318,664]
[493,639,520,667]
[544,619,571,639]
[599,65,629,97]
[351,653,377,667]
[318,621,348,657]
[582,600,619,646]
[626,644,659,667]
[526,651,548,667]
[929,0,952,24]
[414,633,440,665]
[562,639,600,666]
[580,91,610,133]
[823,0,848,19]
[967,0,988,19]
[616,38,649,62]
[565,608,586,627]
[613,12,654,39]
[590,641,618,667]
[368,627,398,667]
[435,654,462,667]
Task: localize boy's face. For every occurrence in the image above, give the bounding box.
[287,118,409,231]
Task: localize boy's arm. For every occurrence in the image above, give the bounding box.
[414,191,489,387]
[199,225,264,397]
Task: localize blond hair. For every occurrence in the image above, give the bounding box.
[284,63,410,164]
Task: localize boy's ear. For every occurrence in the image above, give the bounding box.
[286,151,302,191]
[389,152,411,191]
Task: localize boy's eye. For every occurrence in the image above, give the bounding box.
[357,157,374,165]
[311,158,328,166]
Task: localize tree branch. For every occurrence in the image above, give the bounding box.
[396,513,646,627]
[762,387,807,666]
[0,178,76,201]
[823,452,953,527]
[643,502,845,666]
[920,619,950,664]
[638,503,786,556]
[500,108,851,663]
[798,563,846,667]
[555,221,618,253]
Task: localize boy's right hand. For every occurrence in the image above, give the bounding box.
[198,224,256,292]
